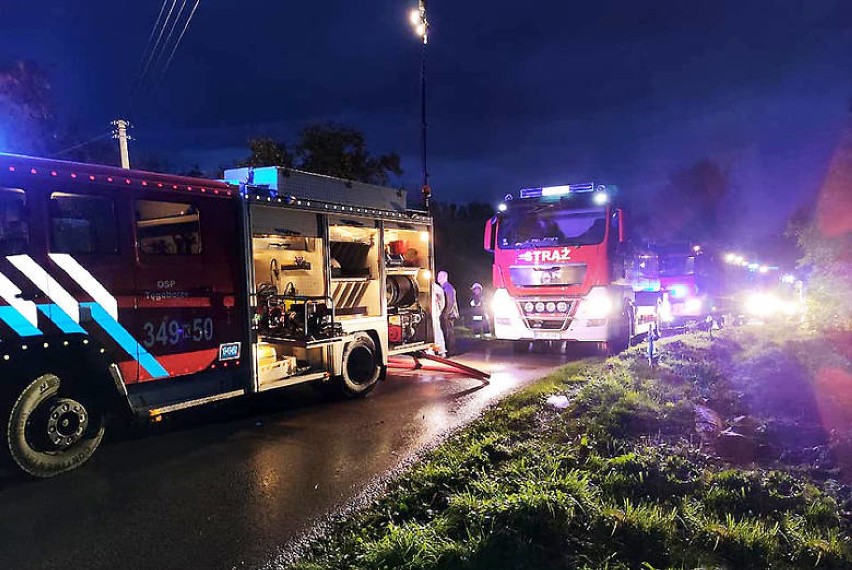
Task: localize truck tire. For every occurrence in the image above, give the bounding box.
[337,333,381,398]
[607,306,634,355]
[5,373,105,478]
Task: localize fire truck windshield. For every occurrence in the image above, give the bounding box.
[498,206,606,249]
[660,255,695,277]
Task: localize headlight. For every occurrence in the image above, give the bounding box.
[660,297,673,322]
[556,301,568,312]
[546,301,556,312]
[684,297,702,313]
[535,302,545,313]
[575,287,613,320]
[781,300,803,315]
[491,288,520,319]
[524,302,535,313]
[745,293,781,317]
[668,284,689,298]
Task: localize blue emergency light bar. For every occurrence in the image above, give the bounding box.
[519,182,597,199]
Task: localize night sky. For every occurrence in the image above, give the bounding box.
[2,0,851,241]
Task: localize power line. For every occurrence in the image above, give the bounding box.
[138,0,170,68]
[160,0,201,80]
[53,132,113,157]
[136,0,179,90]
[147,0,188,88]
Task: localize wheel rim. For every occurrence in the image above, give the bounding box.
[27,396,90,452]
[346,345,376,384]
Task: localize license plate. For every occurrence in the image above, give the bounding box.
[533,330,562,340]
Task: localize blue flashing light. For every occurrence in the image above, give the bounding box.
[668,284,689,299]
[519,182,595,199]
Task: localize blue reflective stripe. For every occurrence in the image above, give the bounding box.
[82,302,169,379]
[0,306,43,337]
[38,304,86,334]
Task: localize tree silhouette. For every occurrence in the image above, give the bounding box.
[0,60,56,154]
[241,123,401,185]
[648,159,731,242]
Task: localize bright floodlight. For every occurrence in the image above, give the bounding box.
[593,192,608,205]
[759,265,769,274]
[498,203,507,212]
[409,8,420,26]
[782,274,795,284]
[693,245,701,253]
[724,253,736,263]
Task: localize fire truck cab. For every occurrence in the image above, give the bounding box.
[0,154,435,477]
[484,183,652,351]
[655,242,715,326]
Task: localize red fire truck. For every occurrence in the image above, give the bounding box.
[655,242,717,326]
[0,154,436,477]
[484,183,655,351]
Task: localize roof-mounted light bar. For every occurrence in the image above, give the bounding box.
[518,182,596,199]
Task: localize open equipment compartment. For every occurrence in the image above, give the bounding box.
[249,206,344,388]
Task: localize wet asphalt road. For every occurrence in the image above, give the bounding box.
[0,341,579,570]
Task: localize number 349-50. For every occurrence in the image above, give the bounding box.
[142,317,214,348]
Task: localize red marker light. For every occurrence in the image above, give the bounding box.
[89,175,95,181]
[186,186,192,191]
[8,166,15,172]
[107,176,114,182]
[50,171,58,177]
[172,184,178,189]
[213,189,219,195]
[157,183,163,188]
[71,173,77,178]
[125,179,131,184]
[141,181,148,186]
[30,168,37,175]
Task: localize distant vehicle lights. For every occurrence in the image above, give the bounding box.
[723,252,785,276]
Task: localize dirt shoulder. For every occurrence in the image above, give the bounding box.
[289,326,852,569]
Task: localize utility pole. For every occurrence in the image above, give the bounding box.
[409,1,430,209]
[111,119,132,169]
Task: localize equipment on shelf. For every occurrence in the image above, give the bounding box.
[256,281,342,341]
[386,274,419,308]
[388,308,427,345]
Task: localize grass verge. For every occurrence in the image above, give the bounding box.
[290,326,852,569]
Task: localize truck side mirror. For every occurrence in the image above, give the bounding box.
[617,209,626,243]
[484,216,496,252]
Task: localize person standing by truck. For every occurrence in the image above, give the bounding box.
[437,271,459,355]
[468,282,491,338]
[432,279,447,356]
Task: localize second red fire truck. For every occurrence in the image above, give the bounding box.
[484,183,656,352]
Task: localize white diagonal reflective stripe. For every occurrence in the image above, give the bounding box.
[7,255,80,323]
[49,254,118,320]
[0,271,39,327]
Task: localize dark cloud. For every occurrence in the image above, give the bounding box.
[1,0,850,240]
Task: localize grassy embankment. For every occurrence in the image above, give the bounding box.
[292,326,852,569]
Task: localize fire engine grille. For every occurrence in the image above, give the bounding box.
[509,264,586,287]
[517,299,575,331]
